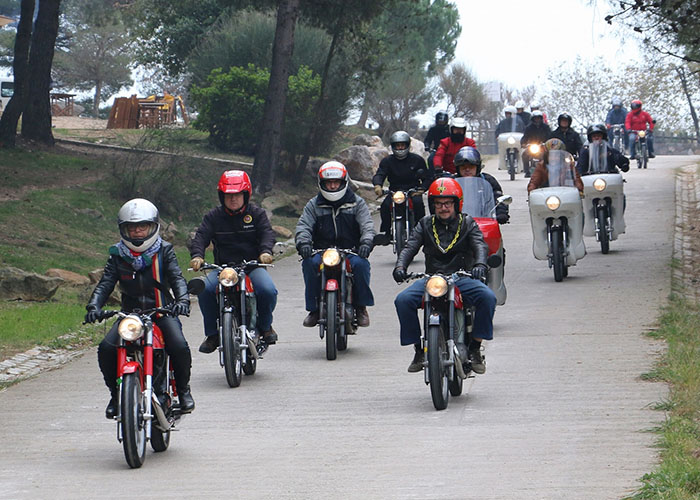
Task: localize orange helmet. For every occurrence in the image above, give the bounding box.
[428,177,463,212]
[218,170,252,209]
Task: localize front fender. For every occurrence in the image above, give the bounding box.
[121,361,141,376]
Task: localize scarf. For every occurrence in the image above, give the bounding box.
[110,236,162,271]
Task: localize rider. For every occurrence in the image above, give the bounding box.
[295,161,375,328]
[515,100,531,126]
[433,116,477,175]
[85,198,195,418]
[423,110,450,170]
[520,110,551,177]
[189,170,278,353]
[550,112,583,157]
[494,105,525,138]
[576,124,630,176]
[527,138,584,194]
[453,146,509,224]
[605,96,628,147]
[625,99,655,159]
[373,130,431,246]
[529,101,548,124]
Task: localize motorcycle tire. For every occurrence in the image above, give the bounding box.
[449,363,463,396]
[325,291,338,361]
[121,372,146,468]
[394,221,406,257]
[551,228,565,283]
[243,346,257,375]
[222,312,242,388]
[642,145,648,169]
[507,155,515,181]
[427,325,449,411]
[337,304,348,352]
[150,425,170,453]
[597,205,610,254]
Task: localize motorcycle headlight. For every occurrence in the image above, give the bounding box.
[529,143,541,154]
[593,178,607,191]
[322,248,341,267]
[392,191,406,204]
[638,130,646,138]
[118,315,145,341]
[425,276,448,298]
[218,268,238,287]
[545,196,561,211]
[507,136,516,145]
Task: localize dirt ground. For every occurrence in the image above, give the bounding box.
[52,116,108,130]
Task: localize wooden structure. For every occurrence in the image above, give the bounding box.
[107,93,189,129]
[0,15,14,28]
[50,93,76,116]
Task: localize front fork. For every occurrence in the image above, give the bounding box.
[546,218,569,267]
[116,329,154,443]
[421,287,456,385]
[592,199,612,242]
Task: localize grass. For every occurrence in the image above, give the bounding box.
[627,297,700,499]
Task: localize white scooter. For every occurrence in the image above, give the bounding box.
[497,132,524,181]
[528,150,586,282]
[581,141,625,254]
[456,176,512,305]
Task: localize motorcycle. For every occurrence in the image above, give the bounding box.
[528,150,586,282]
[611,124,625,152]
[455,176,512,305]
[497,132,524,181]
[189,261,271,388]
[313,248,358,360]
[93,307,189,469]
[524,142,544,178]
[581,141,626,254]
[631,129,650,169]
[381,187,423,256]
[406,270,479,411]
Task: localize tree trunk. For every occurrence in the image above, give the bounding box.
[676,66,700,145]
[0,0,35,148]
[356,93,369,128]
[21,0,61,145]
[93,80,102,118]
[251,0,300,195]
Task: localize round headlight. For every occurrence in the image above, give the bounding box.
[322,248,341,267]
[529,144,541,154]
[507,136,516,145]
[426,276,448,298]
[392,191,406,204]
[545,196,561,211]
[593,178,607,191]
[118,315,144,341]
[218,268,239,287]
[638,130,646,138]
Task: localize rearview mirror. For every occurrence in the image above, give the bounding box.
[187,277,206,295]
[497,195,513,206]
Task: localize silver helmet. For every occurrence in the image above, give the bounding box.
[117,198,160,252]
[389,130,411,160]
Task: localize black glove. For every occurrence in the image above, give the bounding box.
[170,302,190,317]
[358,244,371,259]
[299,245,312,259]
[393,267,408,283]
[85,305,102,324]
[496,213,509,224]
[471,264,487,281]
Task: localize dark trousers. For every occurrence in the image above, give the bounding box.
[301,254,374,312]
[97,316,191,393]
[379,194,425,233]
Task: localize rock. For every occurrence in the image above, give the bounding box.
[410,137,428,159]
[160,220,178,242]
[272,225,293,239]
[45,268,90,286]
[368,146,390,165]
[353,134,384,148]
[0,267,63,301]
[88,268,104,284]
[334,145,379,182]
[261,192,303,218]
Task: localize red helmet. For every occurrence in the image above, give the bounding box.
[218,170,251,209]
[428,177,463,212]
[631,99,642,110]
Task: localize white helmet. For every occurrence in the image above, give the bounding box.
[515,100,526,109]
[530,101,540,109]
[449,116,467,130]
[531,110,544,118]
[117,198,160,252]
[318,161,349,202]
[504,105,516,115]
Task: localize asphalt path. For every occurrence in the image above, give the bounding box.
[1,155,691,499]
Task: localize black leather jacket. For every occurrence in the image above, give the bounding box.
[87,241,189,312]
[576,145,630,176]
[395,214,489,274]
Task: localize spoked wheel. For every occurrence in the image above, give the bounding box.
[121,373,146,468]
[551,228,565,282]
[222,312,242,387]
[394,221,406,256]
[242,346,257,375]
[150,424,170,452]
[325,291,338,360]
[597,205,610,254]
[427,325,449,410]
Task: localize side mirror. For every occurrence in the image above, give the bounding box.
[487,254,502,268]
[497,195,513,206]
[187,277,206,295]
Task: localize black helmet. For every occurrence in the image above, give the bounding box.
[558,113,572,127]
[453,146,482,176]
[587,123,607,142]
[435,110,448,125]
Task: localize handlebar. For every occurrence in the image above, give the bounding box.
[401,270,473,283]
[189,260,274,273]
[85,306,175,325]
[378,187,425,200]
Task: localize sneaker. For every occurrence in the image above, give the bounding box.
[648,153,655,158]
[303,310,320,327]
[198,335,219,354]
[177,386,195,413]
[408,347,425,373]
[261,327,278,345]
[355,306,370,327]
[105,390,118,419]
[469,348,486,374]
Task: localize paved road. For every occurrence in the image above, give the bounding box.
[1,156,692,499]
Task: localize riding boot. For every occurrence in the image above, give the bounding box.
[105,389,119,419]
[177,386,195,413]
[407,343,424,373]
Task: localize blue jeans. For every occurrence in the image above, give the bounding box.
[301,254,374,312]
[628,131,654,157]
[394,276,496,346]
[198,267,278,336]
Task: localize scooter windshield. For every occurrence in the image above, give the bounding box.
[456,176,495,218]
[588,140,610,173]
[546,151,577,187]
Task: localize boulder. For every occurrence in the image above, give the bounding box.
[45,268,90,286]
[0,267,62,301]
[160,220,178,242]
[353,134,384,148]
[88,268,104,284]
[410,137,428,159]
[272,225,293,240]
[368,146,390,165]
[261,192,304,218]
[334,145,379,182]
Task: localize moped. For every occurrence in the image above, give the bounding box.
[497,132,524,180]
